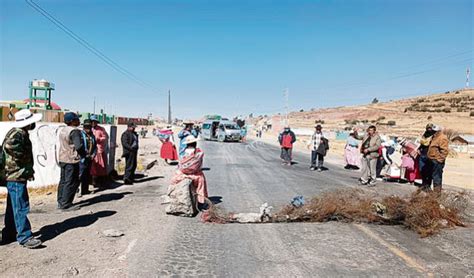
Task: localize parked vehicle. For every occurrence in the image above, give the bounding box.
[202,120,241,142]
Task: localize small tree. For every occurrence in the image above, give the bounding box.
[371,98,379,104]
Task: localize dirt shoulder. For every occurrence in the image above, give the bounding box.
[0,133,175,277]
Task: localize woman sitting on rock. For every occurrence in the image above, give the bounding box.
[170,135,208,206]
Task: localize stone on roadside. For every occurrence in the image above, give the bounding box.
[102,229,125,237]
[65,266,79,276]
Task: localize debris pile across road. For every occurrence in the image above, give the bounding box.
[201,189,471,237]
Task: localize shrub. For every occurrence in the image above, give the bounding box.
[387,120,396,126]
[372,98,379,104]
[350,120,359,125]
[442,108,451,113]
[299,109,304,112]
[470,111,474,117]
[377,116,386,121]
[427,115,432,120]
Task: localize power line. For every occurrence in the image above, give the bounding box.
[318,50,473,91]
[25,0,160,93]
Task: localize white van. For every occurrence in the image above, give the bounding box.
[202,120,241,142]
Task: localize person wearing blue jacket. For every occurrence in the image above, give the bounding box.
[79,119,97,196]
[178,122,198,159]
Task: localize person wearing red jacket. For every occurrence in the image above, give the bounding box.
[278,126,296,166]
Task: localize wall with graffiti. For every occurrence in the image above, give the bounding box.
[0,122,116,193]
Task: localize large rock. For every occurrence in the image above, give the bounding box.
[165,178,196,217]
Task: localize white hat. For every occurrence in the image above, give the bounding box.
[432,125,442,132]
[184,135,198,145]
[13,109,42,128]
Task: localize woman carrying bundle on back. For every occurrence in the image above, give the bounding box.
[158,126,178,164]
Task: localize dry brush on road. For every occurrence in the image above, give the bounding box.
[202,188,471,237]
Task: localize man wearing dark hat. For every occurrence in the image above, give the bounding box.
[78,119,97,197]
[426,125,449,192]
[307,124,329,172]
[418,123,435,187]
[121,122,139,184]
[1,109,43,248]
[57,112,86,210]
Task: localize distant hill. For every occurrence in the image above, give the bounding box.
[282,88,474,138]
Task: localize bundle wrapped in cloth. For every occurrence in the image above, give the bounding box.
[166,148,208,217]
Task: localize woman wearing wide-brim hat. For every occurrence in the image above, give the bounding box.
[170,135,208,206]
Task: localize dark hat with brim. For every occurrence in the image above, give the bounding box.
[83,119,92,127]
[64,112,81,123]
[127,122,137,128]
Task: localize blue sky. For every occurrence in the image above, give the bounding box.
[1,0,472,119]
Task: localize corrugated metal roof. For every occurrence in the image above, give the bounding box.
[454,134,474,144]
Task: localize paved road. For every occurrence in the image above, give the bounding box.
[129,139,473,277]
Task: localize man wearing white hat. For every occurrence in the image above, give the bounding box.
[1,109,42,248]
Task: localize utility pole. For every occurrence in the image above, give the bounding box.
[168,89,172,124]
[466,67,470,88]
[93,96,96,114]
[283,88,289,126]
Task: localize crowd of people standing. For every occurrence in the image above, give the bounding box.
[345,123,449,191]
[277,122,450,192]
[0,110,143,248]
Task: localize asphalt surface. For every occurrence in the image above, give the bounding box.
[128,139,474,277]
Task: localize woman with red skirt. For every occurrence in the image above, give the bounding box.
[159,127,178,164]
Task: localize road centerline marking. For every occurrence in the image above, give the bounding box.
[354,224,433,276]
